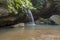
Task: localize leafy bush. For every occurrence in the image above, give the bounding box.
[31,0,46,10]
[55,0,60,10]
[8,0,35,14]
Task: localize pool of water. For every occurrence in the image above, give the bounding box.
[0,24,60,40]
[24,24,60,30]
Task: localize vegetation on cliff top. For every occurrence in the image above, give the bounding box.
[8,0,35,14]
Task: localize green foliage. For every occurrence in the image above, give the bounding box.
[31,0,46,9]
[0,0,5,3]
[8,0,35,14]
[0,0,7,5]
[55,0,60,10]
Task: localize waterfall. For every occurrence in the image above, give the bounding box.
[28,9,35,25]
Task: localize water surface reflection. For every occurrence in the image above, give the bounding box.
[0,25,60,40]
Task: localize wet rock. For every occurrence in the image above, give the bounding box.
[35,18,50,25]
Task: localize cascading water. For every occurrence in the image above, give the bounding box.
[28,9,35,25]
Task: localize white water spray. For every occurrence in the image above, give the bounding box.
[28,9,35,25]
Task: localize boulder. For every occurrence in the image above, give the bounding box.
[49,15,60,25]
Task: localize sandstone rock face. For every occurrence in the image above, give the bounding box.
[0,0,9,17]
[0,7,9,17]
[0,0,18,27]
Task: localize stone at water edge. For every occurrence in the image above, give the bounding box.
[50,15,60,25]
[11,23,25,28]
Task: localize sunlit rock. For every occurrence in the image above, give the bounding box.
[50,15,60,25]
[12,23,25,28]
